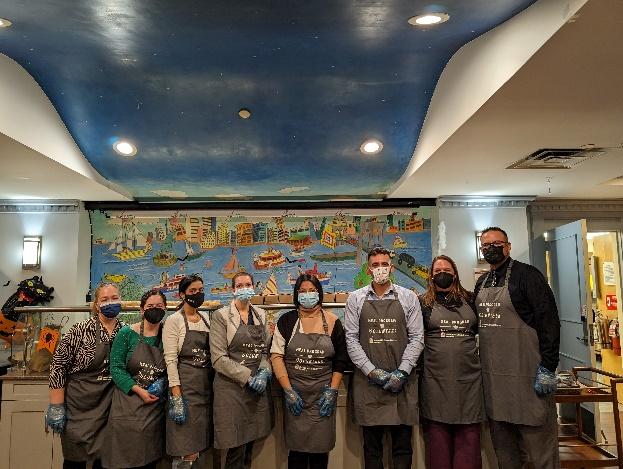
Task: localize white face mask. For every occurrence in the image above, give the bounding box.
[371,266,391,284]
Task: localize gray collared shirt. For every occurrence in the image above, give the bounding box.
[345,283,424,376]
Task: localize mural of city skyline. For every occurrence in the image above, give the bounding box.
[90,209,433,303]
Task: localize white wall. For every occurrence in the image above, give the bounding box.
[436,205,530,290]
[0,209,91,308]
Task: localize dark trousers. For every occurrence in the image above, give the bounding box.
[362,425,413,469]
[489,400,559,469]
[224,441,255,469]
[288,451,329,469]
[423,419,481,469]
[63,460,103,469]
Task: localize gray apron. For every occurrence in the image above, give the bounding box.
[283,310,336,453]
[420,301,484,424]
[476,260,549,426]
[350,291,418,426]
[104,322,166,468]
[166,311,213,457]
[62,318,115,462]
[213,307,273,449]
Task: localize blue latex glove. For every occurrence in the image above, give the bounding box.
[534,365,557,396]
[146,376,168,400]
[248,368,272,394]
[383,369,409,393]
[318,385,338,417]
[168,394,188,424]
[283,387,304,416]
[368,368,391,387]
[45,403,66,433]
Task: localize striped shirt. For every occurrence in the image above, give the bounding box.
[49,317,122,389]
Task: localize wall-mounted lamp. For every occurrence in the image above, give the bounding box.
[23,236,42,269]
[475,231,486,264]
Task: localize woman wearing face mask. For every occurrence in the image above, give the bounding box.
[270,273,349,469]
[46,283,123,469]
[163,275,212,468]
[419,255,483,469]
[210,272,273,469]
[103,289,168,469]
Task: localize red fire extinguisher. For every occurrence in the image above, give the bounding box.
[609,319,621,356]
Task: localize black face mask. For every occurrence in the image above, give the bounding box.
[433,272,454,289]
[483,245,506,265]
[184,292,205,308]
[144,307,166,324]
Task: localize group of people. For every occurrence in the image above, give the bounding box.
[45,226,561,469]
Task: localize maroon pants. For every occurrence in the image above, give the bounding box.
[424,419,481,469]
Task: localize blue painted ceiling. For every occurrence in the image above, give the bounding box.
[0,1,535,201]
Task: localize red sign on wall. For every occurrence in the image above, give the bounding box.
[606,294,618,310]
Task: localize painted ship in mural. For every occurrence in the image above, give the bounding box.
[287,263,332,285]
[154,272,185,294]
[253,248,286,270]
[179,240,204,262]
[211,284,233,295]
[220,249,243,279]
[393,234,408,249]
[261,272,279,295]
[109,220,153,261]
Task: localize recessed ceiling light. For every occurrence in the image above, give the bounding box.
[113,140,137,157]
[408,13,450,26]
[238,108,251,119]
[360,139,383,155]
[0,18,12,28]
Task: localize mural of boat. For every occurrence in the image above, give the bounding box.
[109,221,153,261]
[104,273,127,284]
[178,240,204,262]
[261,272,279,296]
[154,272,186,293]
[211,284,233,295]
[287,263,332,285]
[393,234,408,249]
[310,251,357,262]
[253,248,286,270]
[220,249,241,279]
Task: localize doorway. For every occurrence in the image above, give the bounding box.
[587,231,623,454]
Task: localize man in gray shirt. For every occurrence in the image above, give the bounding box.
[345,246,424,469]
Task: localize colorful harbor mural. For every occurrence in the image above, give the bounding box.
[90,210,433,307]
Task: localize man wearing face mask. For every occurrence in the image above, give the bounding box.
[345,246,424,469]
[474,227,560,469]
[46,283,123,469]
[210,272,273,469]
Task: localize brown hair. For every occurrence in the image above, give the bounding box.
[420,255,472,308]
[140,289,167,309]
[91,282,120,316]
[231,271,255,289]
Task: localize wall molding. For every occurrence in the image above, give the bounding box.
[529,198,623,213]
[437,196,535,208]
[0,200,80,213]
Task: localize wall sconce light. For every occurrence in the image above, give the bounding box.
[23,236,42,269]
[475,231,486,264]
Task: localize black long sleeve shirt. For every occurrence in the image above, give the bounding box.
[474,257,561,372]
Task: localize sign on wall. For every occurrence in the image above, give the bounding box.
[89,209,433,303]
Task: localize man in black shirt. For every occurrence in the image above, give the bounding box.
[474,226,560,469]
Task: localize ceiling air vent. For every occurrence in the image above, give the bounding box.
[507,148,605,170]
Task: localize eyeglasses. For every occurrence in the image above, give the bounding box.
[480,242,507,250]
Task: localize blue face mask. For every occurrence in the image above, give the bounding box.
[298,291,320,309]
[99,301,122,318]
[234,287,255,302]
